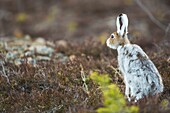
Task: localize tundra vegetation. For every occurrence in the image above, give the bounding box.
[0,0,170,113]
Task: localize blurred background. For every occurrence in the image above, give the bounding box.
[0,0,169,44]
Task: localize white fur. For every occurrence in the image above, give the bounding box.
[116,13,128,36]
[117,44,164,101]
[106,38,117,49]
[107,13,164,102]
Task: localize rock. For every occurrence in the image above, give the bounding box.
[69,55,76,61]
[34,37,46,45]
[28,45,54,56]
[36,56,51,61]
[56,40,68,48]
[1,36,69,66]
[6,52,18,60]
[55,53,69,63]
[14,57,36,67]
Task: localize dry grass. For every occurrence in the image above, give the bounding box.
[0,39,170,113]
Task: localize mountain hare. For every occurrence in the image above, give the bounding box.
[106,13,164,102]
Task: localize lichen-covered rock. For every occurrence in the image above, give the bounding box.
[0,36,62,66]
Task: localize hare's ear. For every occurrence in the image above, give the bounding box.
[116,13,128,37]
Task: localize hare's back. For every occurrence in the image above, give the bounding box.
[117,44,163,92]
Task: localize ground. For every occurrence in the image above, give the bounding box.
[0,0,170,113]
[0,37,170,113]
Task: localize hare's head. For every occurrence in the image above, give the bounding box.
[106,13,130,49]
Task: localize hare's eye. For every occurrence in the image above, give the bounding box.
[111,34,114,38]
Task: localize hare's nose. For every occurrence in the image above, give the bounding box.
[106,38,110,46]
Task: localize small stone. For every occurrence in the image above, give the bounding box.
[36,56,51,61]
[29,45,54,56]
[35,37,46,45]
[14,59,22,66]
[56,40,68,48]
[69,55,76,61]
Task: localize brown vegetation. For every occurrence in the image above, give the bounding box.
[0,0,170,113]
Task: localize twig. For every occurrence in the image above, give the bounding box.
[80,64,89,94]
[0,62,9,83]
[134,0,166,30]
[164,23,170,39]
[108,65,123,80]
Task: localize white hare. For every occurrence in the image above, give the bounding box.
[106,13,164,102]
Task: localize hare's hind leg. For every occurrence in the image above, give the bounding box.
[135,92,143,102]
[125,84,131,101]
